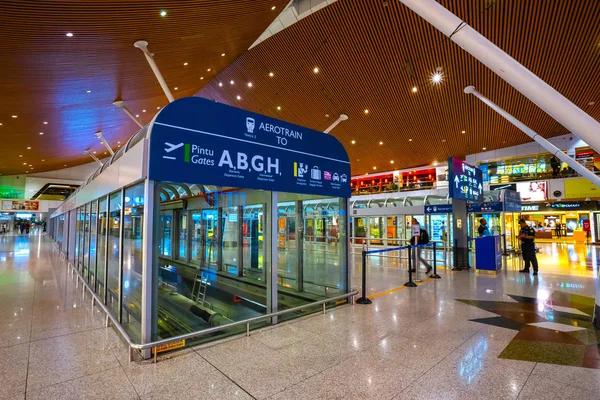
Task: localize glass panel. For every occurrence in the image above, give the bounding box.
[97,197,108,296]
[82,203,90,280]
[107,191,122,317]
[191,212,203,265]
[74,208,81,269]
[159,211,173,257]
[242,205,263,278]
[177,212,187,260]
[369,216,384,245]
[222,206,239,275]
[386,217,399,245]
[89,201,98,288]
[122,184,144,340]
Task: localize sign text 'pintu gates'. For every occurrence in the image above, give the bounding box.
[148,97,351,198]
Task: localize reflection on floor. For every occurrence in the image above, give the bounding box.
[460,292,600,369]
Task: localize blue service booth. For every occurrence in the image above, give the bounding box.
[473,235,503,272]
[49,96,353,358]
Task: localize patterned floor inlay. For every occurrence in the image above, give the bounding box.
[458,291,600,369]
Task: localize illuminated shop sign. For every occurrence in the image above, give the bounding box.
[149,97,351,197]
[551,202,581,209]
[516,181,547,202]
[521,205,540,211]
[448,157,483,202]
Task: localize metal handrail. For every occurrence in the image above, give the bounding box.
[58,243,356,362]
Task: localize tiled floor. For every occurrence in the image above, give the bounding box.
[1,232,600,399]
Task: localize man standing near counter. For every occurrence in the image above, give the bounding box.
[518,219,538,276]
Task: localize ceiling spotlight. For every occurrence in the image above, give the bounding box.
[461,130,466,134]
[42,159,45,162]
[183,62,188,66]
[409,138,413,142]
[430,67,444,84]
[135,114,139,118]
[0,123,3,126]
[39,132,44,135]
[66,32,73,37]
[43,121,48,124]
[64,164,67,167]
[271,6,276,10]
[19,155,22,158]
[247,82,253,87]
[412,86,418,93]
[277,106,281,110]
[390,160,395,164]
[373,166,377,170]
[483,147,487,150]
[23,162,27,165]
[351,140,356,144]
[269,72,274,77]
[589,101,596,106]
[236,95,241,100]
[27,147,31,150]
[142,109,146,112]
[157,106,160,109]
[218,82,223,87]
[441,139,446,142]
[200,76,204,80]
[160,10,167,17]
[221,53,226,57]
[313,67,319,73]
[230,80,234,85]
[11,115,17,118]
[86,90,91,93]
[364,109,369,114]
[379,141,383,145]
[174,87,178,90]
[207,68,211,72]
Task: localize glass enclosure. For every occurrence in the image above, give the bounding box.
[107,191,122,317]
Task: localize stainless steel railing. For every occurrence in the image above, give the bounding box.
[54,242,356,363]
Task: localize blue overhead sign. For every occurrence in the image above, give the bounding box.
[148,97,351,197]
[447,158,483,202]
[502,190,522,212]
[425,204,453,214]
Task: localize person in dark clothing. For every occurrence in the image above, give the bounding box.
[477,218,490,237]
[550,156,560,177]
[555,222,562,238]
[518,219,538,275]
[24,222,30,234]
[19,222,24,234]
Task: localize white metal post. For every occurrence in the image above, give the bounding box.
[133,41,175,103]
[268,192,278,324]
[323,114,348,134]
[465,86,600,188]
[398,0,600,154]
[141,179,159,359]
[113,100,144,128]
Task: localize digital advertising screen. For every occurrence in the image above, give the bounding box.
[516,181,547,202]
[447,158,483,202]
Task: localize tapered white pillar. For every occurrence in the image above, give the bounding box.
[465,86,600,189]
[398,0,600,154]
[134,40,175,103]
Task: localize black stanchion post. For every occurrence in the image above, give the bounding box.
[404,246,417,287]
[452,238,462,271]
[502,233,508,256]
[430,242,441,279]
[356,250,372,304]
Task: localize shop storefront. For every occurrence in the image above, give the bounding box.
[519,201,596,241]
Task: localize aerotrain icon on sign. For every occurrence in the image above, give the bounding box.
[163,142,184,160]
[246,117,255,134]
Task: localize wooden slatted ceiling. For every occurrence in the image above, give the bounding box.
[198,0,600,176]
[0,0,288,175]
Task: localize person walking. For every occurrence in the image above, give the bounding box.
[24,221,30,235]
[477,218,490,237]
[550,156,560,178]
[410,218,432,274]
[19,222,24,234]
[518,219,538,275]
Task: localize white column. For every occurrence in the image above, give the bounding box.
[465,86,600,188]
[141,179,159,359]
[398,0,600,154]
[268,192,279,324]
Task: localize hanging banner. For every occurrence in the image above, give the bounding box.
[1,200,39,211]
[148,97,351,198]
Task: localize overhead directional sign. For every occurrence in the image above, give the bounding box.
[148,97,351,197]
[448,157,483,202]
[424,204,453,214]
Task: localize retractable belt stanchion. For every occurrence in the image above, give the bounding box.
[356,248,372,304]
[404,246,417,287]
[452,238,462,271]
[429,242,441,279]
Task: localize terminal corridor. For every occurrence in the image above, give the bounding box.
[1,232,599,399]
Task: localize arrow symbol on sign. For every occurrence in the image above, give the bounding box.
[454,175,459,188]
[426,207,432,212]
[478,183,482,191]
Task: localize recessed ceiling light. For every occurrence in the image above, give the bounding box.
[364,109,369,114]
[218,82,223,87]
[19,155,22,158]
[66,32,73,37]
[430,67,444,84]
[277,106,281,110]
[379,141,383,145]
[64,164,67,167]
[27,147,31,150]
[247,82,253,87]
[236,95,241,100]
[433,161,438,166]
[157,106,160,110]
[483,147,487,150]
[160,10,167,17]
[390,160,394,164]
[207,68,211,72]
[441,139,446,142]
[174,87,178,90]
[22,162,26,165]
[183,62,188,66]
[200,77,204,80]
[117,141,121,144]
[313,67,319,73]
[412,86,418,93]
[135,114,139,118]
[143,109,147,113]
[86,90,91,93]
[93,151,96,154]
[0,123,3,126]
[230,80,234,85]
[43,121,48,124]
[271,6,276,10]
[373,166,377,170]
[351,140,356,144]
[588,101,595,106]
[11,115,17,118]
[269,72,274,77]
[221,53,226,57]
[42,159,45,162]
[39,132,43,135]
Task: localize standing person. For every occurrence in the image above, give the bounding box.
[550,156,560,178]
[555,221,562,238]
[410,218,432,274]
[518,219,538,275]
[1,222,6,234]
[440,221,448,243]
[477,218,490,237]
[24,221,30,235]
[19,222,24,234]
